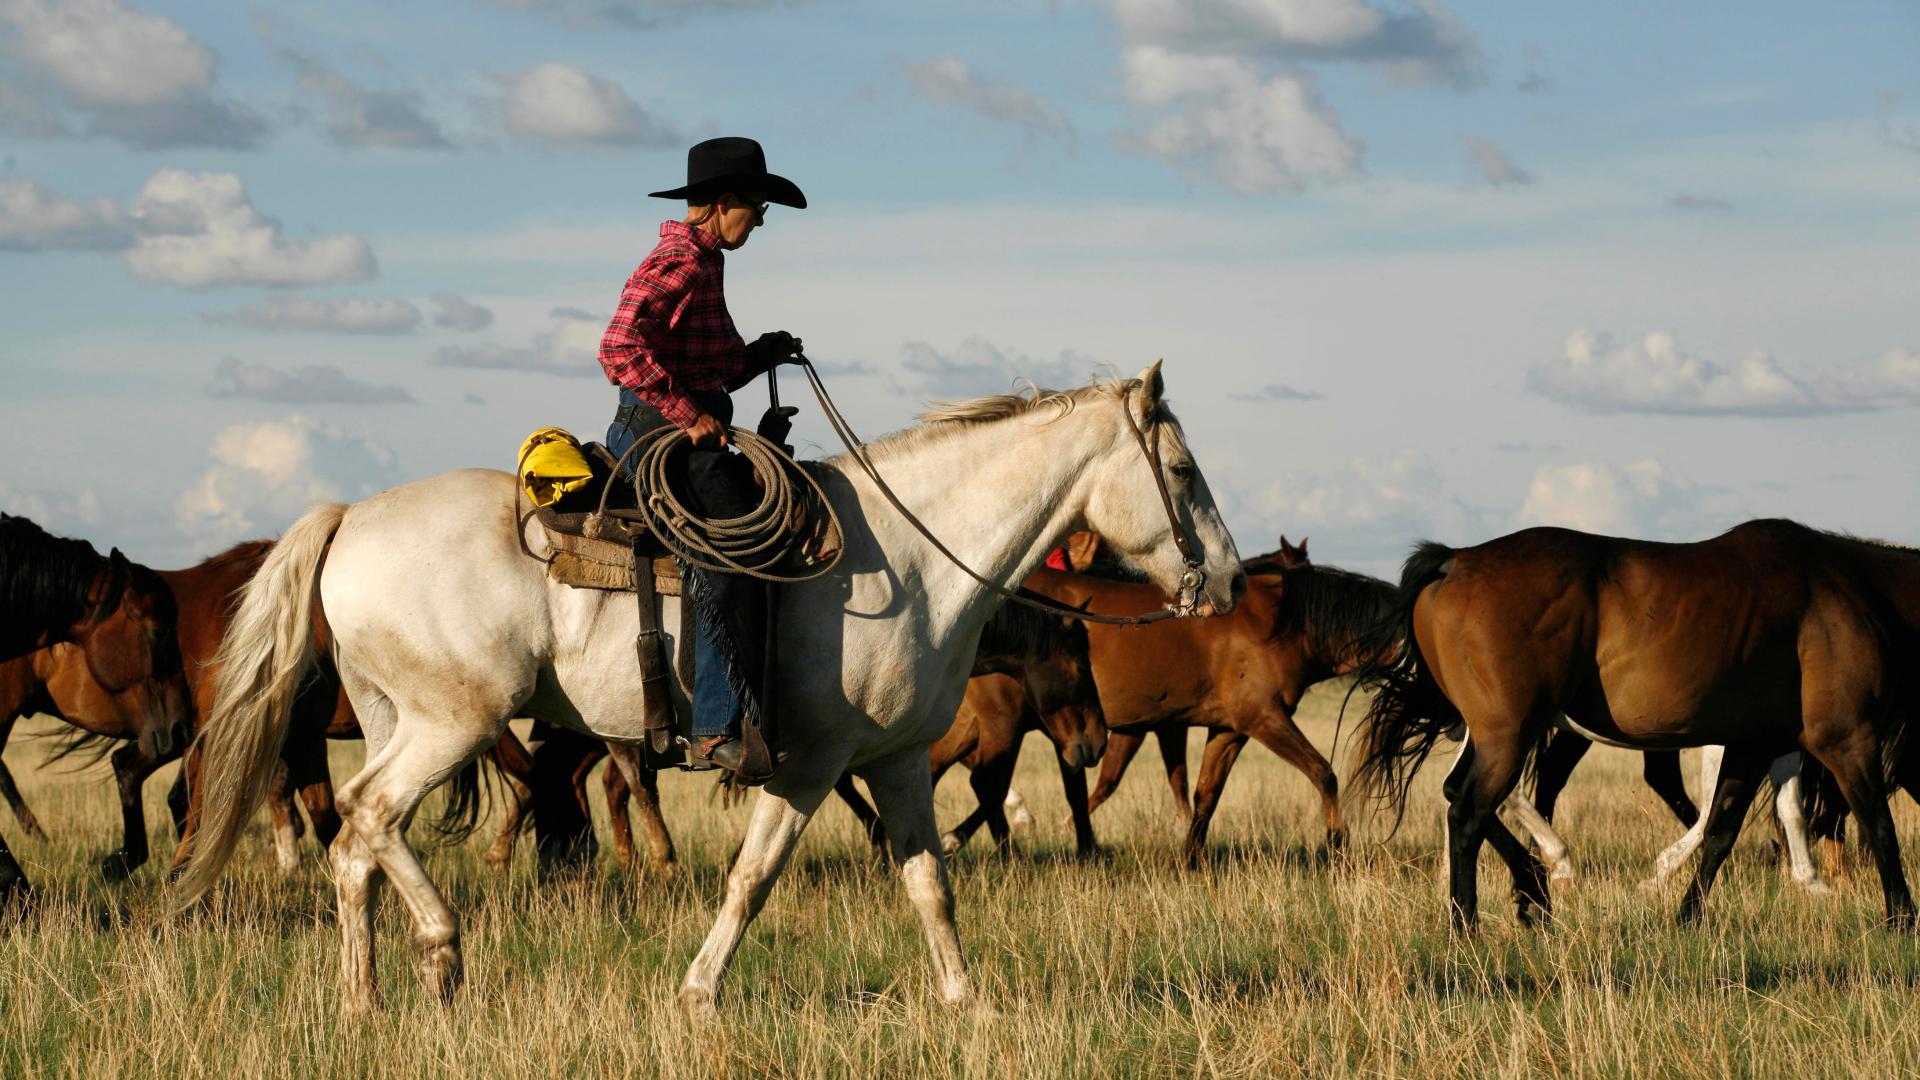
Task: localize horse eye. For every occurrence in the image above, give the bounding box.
[1170,462,1196,483]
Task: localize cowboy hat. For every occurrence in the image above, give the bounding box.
[648,136,807,208]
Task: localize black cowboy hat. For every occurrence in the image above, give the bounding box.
[648,136,807,209]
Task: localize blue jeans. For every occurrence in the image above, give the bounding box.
[607,388,754,740]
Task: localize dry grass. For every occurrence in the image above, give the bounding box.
[3,688,1918,1078]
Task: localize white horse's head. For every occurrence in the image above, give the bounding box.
[1081,361,1244,616]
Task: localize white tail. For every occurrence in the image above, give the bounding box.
[171,502,347,909]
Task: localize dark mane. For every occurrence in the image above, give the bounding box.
[196,539,275,572]
[1270,562,1397,660]
[976,598,1074,666]
[0,514,115,657]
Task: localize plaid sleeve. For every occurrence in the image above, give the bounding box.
[598,250,702,428]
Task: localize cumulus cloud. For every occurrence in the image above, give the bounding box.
[495,63,678,150]
[208,357,417,404]
[897,56,1075,158]
[1516,70,1552,94]
[431,292,494,332]
[896,338,1100,400]
[285,51,453,151]
[1230,382,1323,401]
[175,415,394,544]
[122,170,376,288]
[1464,136,1531,186]
[1514,459,1709,539]
[1256,451,1488,565]
[1879,91,1920,155]
[0,480,101,530]
[1108,0,1485,88]
[0,177,132,249]
[1528,331,1920,417]
[1114,46,1362,194]
[203,296,421,334]
[433,307,603,377]
[0,0,266,148]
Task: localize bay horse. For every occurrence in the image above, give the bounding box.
[1353,520,1920,931]
[0,514,188,896]
[175,365,1244,1016]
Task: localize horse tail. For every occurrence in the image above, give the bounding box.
[171,501,347,910]
[420,757,493,846]
[1346,541,1462,835]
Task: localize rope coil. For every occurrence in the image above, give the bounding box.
[612,423,842,583]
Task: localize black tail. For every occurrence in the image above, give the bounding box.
[420,758,491,846]
[1346,541,1462,835]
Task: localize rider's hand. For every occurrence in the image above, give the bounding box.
[749,331,804,367]
[686,412,729,449]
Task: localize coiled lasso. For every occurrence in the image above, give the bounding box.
[614,423,843,582]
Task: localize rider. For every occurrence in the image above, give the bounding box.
[598,136,806,779]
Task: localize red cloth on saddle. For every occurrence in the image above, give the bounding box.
[1044,546,1070,571]
[598,220,769,429]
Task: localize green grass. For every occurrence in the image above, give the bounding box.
[2,687,1917,1078]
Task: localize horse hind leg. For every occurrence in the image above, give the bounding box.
[1642,746,1722,892]
[606,742,676,869]
[1443,722,1540,933]
[1676,748,1771,925]
[1770,752,1831,896]
[332,714,500,1009]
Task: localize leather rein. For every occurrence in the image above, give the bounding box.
[794,357,1210,627]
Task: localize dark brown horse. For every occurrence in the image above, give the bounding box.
[1076,538,1395,860]
[1353,520,1920,931]
[0,514,188,895]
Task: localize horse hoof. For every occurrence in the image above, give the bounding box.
[99,850,139,882]
[678,986,721,1026]
[1799,880,1835,897]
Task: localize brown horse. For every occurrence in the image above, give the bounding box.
[1068,537,1394,865]
[1353,520,1920,931]
[0,514,188,895]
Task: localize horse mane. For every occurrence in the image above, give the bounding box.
[1270,562,1397,659]
[196,539,276,572]
[0,514,113,651]
[842,378,1149,464]
[976,597,1074,666]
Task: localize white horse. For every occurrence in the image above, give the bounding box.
[174,363,1245,1017]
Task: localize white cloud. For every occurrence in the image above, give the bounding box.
[0,177,131,249]
[1464,136,1531,187]
[1229,382,1323,401]
[495,63,677,150]
[1114,46,1362,194]
[896,337,1102,399]
[430,292,494,332]
[1257,452,1486,562]
[1528,330,1920,417]
[0,480,101,530]
[1514,459,1706,539]
[123,170,375,288]
[203,295,421,334]
[897,56,1075,157]
[289,55,453,151]
[1107,0,1486,88]
[175,415,394,544]
[208,357,417,405]
[0,0,265,148]
[433,306,603,376]
[486,0,787,29]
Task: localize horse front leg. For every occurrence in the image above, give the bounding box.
[679,768,834,1022]
[102,738,172,880]
[0,716,45,840]
[858,745,975,1009]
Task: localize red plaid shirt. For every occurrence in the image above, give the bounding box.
[598,220,766,429]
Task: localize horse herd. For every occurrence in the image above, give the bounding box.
[2,365,1916,1018]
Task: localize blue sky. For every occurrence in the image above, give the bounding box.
[2,0,1916,572]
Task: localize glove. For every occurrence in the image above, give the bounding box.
[749,331,804,367]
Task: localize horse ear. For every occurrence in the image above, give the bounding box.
[1298,536,1309,559]
[1134,360,1165,412]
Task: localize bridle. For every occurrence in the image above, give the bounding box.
[796,357,1212,627]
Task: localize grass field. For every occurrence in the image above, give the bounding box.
[3,685,1918,1078]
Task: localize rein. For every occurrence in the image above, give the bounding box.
[794,358,1209,627]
